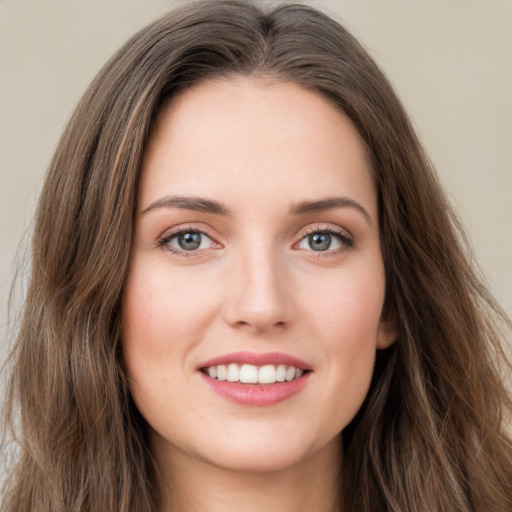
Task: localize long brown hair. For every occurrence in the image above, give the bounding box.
[2,1,511,510]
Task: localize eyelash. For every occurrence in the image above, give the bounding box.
[157,225,354,257]
[296,225,354,254]
[157,225,219,257]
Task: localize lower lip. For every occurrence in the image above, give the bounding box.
[199,372,311,406]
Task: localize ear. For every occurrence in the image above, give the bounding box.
[376,316,398,350]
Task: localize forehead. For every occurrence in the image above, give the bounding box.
[139,77,376,217]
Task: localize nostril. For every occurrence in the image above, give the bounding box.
[231,319,287,332]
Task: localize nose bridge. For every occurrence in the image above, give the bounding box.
[224,234,292,331]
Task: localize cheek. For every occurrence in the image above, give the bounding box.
[120,263,209,421]
[121,261,216,358]
[298,264,385,422]
[304,265,386,349]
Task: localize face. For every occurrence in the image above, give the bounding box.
[122,77,395,475]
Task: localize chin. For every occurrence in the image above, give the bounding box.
[210,449,307,474]
[194,429,339,475]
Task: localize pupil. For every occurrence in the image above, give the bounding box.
[178,231,201,250]
[309,232,331,251]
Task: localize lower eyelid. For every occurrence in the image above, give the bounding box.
[157,226,352,255]
[172,232,214,250]
[295,227,353,248]
[158,228,218,250]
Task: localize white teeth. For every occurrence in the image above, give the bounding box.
[217,364,227,381]
[276,364,287,382]
[285,366,296,382]
[239,364,259,383]
[227,363,240,382]
[204,363,306,384]
[258,364,276,384]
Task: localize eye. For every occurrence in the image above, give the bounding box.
[159,229,216,253]
[296,228,353,253]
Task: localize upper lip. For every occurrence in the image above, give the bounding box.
[198,351,312,370]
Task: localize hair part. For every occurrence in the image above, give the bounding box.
[3,1,511,511]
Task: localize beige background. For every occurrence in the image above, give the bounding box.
[1,0,511,364]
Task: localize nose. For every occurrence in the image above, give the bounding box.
[222,244,294,333]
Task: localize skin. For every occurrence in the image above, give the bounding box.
[122,77,396,512]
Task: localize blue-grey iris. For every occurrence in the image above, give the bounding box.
[309,232,331,251]
[178,231,202,250]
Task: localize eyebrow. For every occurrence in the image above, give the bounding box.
[141,196,229,215]
[141,194,372,224]
[289,197,372,225]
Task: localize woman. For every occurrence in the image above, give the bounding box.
[2,1,511,511]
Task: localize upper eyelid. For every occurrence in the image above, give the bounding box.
[157,227,221,258]
[294,224,354,251]
[156,222,353,247]
[296,223,353,239]
[157,225,221,253]
[159,223,219,241]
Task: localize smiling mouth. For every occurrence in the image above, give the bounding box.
[201,363,308,384]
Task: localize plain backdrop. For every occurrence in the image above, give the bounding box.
[1,0,511,366]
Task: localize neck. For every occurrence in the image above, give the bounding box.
[153,436,342,512]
